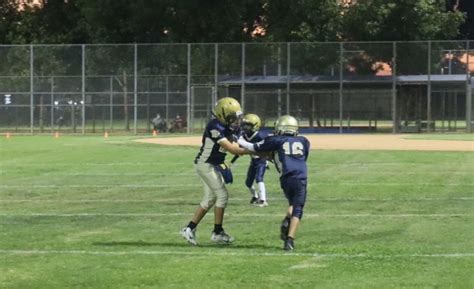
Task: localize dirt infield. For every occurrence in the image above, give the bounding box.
[136,134,473,152]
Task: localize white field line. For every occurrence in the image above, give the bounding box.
[0,249,472,259]
[0,212,470,218]
[0,182,471,188]
[0,184,201,188]
[0,197,473,203]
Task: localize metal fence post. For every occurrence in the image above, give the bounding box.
[467,40,472,133]
[427,40,432,132]
[241,43,246,110]
[81,44,85,134]
[187,43,191,134]
[50,76,54,132]
[214,43,218,105]
[134,43,138,135]
[286,42,291,115]
[30,44,34,134]
[165,76,169,123]
[109,76,113,130]
[392,42,397,133]
[339,42,344,134]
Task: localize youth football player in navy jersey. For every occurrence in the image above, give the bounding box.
[238,115,310,250]
[241,113,269,207]
[181,97,249,246]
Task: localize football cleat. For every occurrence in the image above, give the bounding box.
[249,197,259,204]
[254,199,268,207]
[180,227,197,246]
[280,216,290,241]
[283,238,295,251]
[211,230,234,244]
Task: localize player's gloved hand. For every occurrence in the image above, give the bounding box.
[217,162,233,184]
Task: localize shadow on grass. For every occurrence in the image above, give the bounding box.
[93,240,279,250]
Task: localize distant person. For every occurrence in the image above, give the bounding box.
[151,113,162,130]
[174,114,184,131]
[238,115,310,251]
[180,97,249,246]
[56,115,65,129]
[151,113,167,132]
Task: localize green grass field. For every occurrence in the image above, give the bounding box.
[0,135,473,289]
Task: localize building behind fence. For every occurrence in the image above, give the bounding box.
[0,41,473,134]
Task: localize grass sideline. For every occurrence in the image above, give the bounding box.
[0,135,473,289]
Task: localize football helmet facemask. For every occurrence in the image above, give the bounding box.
[214,97,243,130]
[274,115,298,136]
[242,113,262,135]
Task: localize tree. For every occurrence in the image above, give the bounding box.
[334,0,466,76]
[164,0,264,42]
[261,0,342,42]
[0,0,19,44]
[341,0,465,41]
[5,0,86,44]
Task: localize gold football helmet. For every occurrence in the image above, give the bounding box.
[242,113,262,134]
[274,115,298,136]
[213,97,243,129]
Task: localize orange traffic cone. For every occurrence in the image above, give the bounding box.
[54,131,59,138]
[152,130,158,136]
[5,132,11,139]
[104,131,109,138]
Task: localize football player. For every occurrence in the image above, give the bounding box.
[181,97,249,246]
[238,115,310,250]
[241,113,269,207]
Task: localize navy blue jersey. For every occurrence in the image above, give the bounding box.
[244,130,268,164]
[254,135,310,180]
[194,118,236,165]
[244,130,266,143]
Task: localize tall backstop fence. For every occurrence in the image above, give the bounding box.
[0,41,473,134]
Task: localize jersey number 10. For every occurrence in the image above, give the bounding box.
[282,142,304,155]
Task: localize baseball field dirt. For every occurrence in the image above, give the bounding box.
[136,134,473,152]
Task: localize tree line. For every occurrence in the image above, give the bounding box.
[0,0,470,45]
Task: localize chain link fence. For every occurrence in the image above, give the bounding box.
[0,41,472,134]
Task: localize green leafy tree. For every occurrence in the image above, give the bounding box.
[262,0,342,42]
[5,0,86,44]
[339,0,466,75]
[341,0,465,41]
[0,0,19,44]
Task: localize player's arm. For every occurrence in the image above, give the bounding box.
[238,136,280,154]
[237,138,272,160]
[218,138,249,155]
[304,137,310,161]
[237,137,256,152]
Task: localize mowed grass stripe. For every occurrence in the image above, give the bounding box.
[2,161,472,166]
[1,196,472,202]
[0,213,471,217]
[2,171,472,176]
[1,249,473,258]
[1,182,472,188]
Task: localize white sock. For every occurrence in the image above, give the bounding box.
[257,182,266,202]
[248,186,258,198]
